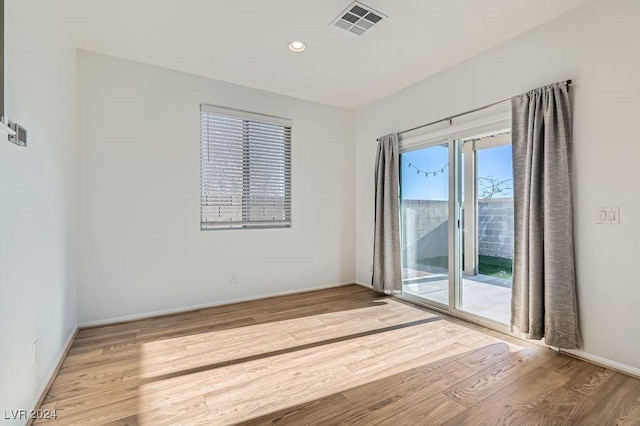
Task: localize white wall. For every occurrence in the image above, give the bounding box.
[0,0,77,422]
[355,0,640,370]
[77,51,355,324]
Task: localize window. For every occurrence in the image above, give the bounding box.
[200,105,292,230]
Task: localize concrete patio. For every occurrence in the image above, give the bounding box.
[402,270,511,324]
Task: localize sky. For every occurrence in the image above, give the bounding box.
[400,144,513,200]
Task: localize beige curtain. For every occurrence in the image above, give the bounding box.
[511,82,580,348]
[372,133,402,294]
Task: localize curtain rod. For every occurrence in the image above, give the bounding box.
[398,79,572,136]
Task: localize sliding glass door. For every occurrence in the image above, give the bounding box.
[459,135,513,324]
[400,131,513,327]
[400,140,451,308]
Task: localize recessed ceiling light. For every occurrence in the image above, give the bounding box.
[288,41,306,52]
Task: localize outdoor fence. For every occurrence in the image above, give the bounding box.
[402,198,514,263]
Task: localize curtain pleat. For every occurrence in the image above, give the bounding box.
[511,82,580,348]
[373,133,402,294]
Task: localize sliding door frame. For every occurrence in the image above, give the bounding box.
[449,134,514,332]
[399,137,452,312]
[396,104,513,333]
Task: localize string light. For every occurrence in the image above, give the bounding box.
[403,157,448,178]
[401,130,511,178]
[402,130,510,178]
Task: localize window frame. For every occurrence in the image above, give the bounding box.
[200,104,292,231]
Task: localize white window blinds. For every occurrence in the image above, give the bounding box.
[200,105,292,230]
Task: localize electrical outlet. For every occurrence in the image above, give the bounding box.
[369,264,374,274]
[32,339,38,367]
[230,273,238,284]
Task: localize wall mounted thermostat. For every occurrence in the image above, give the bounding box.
[8,122,27,147]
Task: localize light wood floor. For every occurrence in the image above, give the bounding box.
[37,285,640,425]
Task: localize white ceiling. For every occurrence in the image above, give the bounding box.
[62,0,593,109]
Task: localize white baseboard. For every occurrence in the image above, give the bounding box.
[78,281,354,328]
[355,280,371,288]
[560,348,640,379]
[28,326,78,422]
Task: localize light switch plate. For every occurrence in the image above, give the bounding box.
[8,122,27,147]
[596,207,620,225]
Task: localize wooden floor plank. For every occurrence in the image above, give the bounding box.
[442,345,558,408]
[515,364,629,425]
[372,392,466,426]
[33,285,640,425]
[442,366,570,425]
[581,376,640,425]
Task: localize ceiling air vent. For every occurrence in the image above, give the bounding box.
[331,1,387,36]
